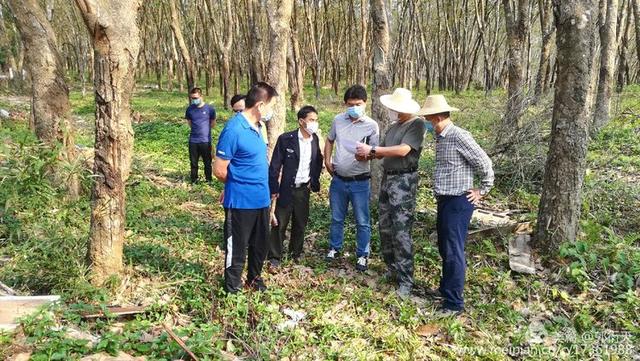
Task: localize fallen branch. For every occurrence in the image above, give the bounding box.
[81,306,146,319]
[163,323,199,361]
[0,281,17,296]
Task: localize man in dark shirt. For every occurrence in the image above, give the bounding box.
[185,87,217,184]
[356,88,424,298]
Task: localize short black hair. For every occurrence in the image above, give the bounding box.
[189,87,202,96]
[230,94,246,107]
[245,82,278,108]
[343,85,367,103]
[297,105,318,120]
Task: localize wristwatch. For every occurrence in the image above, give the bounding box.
[370,146,377,156]
[479,188,489,196]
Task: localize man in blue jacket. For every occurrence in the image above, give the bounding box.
[268,106,323,267]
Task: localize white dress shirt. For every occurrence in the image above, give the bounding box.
[294,130,313,185]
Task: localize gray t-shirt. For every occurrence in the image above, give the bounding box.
[381,117,425,171]
[328,112,380,177]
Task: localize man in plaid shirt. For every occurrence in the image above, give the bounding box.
[416,95,494,316]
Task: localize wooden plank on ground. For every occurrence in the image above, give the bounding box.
[80,306,146,319]
[0,295,61,330]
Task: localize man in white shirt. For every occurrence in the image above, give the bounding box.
[267,106,324,267]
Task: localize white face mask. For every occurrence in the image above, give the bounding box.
[387,109,399,121]
[305,121,319,134]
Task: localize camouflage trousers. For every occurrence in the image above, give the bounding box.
[378,171,419,288]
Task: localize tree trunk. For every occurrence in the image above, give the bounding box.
[265,0,294,156]
[592,0,619,134]
[533,0,556,100]
[75,0,142,285]
[502,0,530,127]
[287,4,304,110]
[535,0,598,255]
[8,0,79,199]
[247,0,264,84]
[633,0,640,70]
[169,0,195,91]
[369,0,391,201]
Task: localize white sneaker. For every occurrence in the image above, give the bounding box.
[355,257,368,271]
[325,249,338,262]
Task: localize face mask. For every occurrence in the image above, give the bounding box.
[425,122,435,134]
[259,102,273,122]
[262,111,274,122]
[191,98,201,106]
[305,121,319,134]
[387,109,398,121]
[346,105,365,119]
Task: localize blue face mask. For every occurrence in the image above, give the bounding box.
[191,98,201,106]
[425,122,435,134]
[346,105,365,119]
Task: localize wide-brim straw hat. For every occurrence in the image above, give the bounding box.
[380,88,421,114]
[416,95,460,116]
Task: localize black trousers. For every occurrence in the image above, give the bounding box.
[268,186,310,261]
[188,142,212,183]
[223,207,270,293]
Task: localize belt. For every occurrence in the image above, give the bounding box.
[385,167,418,175]
[335,172,371,182]
[293,181,310,189]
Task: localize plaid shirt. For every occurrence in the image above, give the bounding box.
[434,123,494,196]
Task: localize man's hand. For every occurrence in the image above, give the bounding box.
[355,142,371,158]
[270,212,279,227]
[219,190,224,205]
[466,189,483,205]
[325,161,334,176]
[355,154,369,161]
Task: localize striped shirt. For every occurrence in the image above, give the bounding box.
[434,123,494,196]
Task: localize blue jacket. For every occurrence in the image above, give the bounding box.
[269,130,323,207]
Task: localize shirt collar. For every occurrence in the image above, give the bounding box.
[438,123,454,138]
[298,129,312,141]
[239,113,261,133]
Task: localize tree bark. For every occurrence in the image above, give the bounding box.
[8,0,79,199]
[369,0,391,201]
[265,0,294,156]
[592,0,619,134]
[534,0,556,100]
[633,0,640,69]
[247,0,264,84]
[535,0,598,255]
[169,0,195,91]
[75,0,142,285]
[502,0,530,127]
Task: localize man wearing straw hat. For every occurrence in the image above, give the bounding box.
[416,95,494,316]
[356,88,424,298]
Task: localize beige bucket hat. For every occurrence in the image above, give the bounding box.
[416,95,460,116]
[380,88,421,114]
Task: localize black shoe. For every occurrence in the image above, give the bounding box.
[245,277,267,292]
[434,306,464,318]
[355,256,368,272]
[424,288,444,300]
[269,259,281,268]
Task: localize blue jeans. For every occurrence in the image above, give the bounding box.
[329,177,371,257]
[437,194,475,311]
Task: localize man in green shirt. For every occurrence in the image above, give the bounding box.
[356,88,425,297]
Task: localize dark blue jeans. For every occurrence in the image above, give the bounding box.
[436,194,475,311]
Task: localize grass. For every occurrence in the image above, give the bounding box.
[0,83,639,360]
